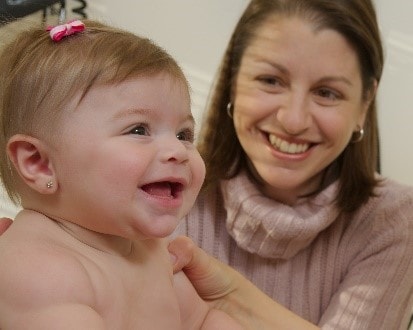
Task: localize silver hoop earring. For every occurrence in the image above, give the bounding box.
[226,102,233,119]
[351,126,364,143]
[46,181,53,189]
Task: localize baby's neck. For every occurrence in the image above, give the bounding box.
[56,217,135,257]
[20,209,137,257]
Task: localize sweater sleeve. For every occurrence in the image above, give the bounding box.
[319,186,413,330]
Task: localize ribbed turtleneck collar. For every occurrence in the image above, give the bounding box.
[221,172,340,259]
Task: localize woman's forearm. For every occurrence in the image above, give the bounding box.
[225,270,319,329]
[169,236,319,330]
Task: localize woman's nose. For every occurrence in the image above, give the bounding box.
[276,93,311,135]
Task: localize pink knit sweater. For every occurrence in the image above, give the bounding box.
[174,172,413,329]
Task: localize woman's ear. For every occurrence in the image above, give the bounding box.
[7,134,57,194]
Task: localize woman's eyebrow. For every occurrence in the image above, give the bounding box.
[317,76,353,86]
[246,53,290,75]
[246,52,354,88]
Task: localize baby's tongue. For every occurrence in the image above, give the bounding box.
[142,182,172,197]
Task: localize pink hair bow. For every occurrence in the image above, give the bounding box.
[47,20,85,42]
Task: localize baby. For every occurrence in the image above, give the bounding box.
[0,20,241,329]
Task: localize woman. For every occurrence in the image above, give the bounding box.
[171,0,413,329]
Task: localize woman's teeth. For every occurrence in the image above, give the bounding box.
[269,134,310,154]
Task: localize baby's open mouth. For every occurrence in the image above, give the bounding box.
[141,182,184,198]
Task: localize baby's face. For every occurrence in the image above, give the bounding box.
[49,72,205,240]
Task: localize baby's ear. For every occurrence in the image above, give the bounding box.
[7,135,57,194]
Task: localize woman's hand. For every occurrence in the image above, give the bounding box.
[0,217,13,234]
[169,235,236,300]
[168,236,319,330]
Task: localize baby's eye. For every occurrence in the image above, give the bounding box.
[176,128,194,143]
[128,124,149,136]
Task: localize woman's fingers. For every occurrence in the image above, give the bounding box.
[168,236,235,299]
[168,236,198,273]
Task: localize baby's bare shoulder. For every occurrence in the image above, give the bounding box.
[0,224,97,324]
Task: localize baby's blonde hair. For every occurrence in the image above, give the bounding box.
[0,20,188,204]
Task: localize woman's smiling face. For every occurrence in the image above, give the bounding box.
[233,15,370,204]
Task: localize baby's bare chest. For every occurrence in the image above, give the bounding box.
[82,246,182,329]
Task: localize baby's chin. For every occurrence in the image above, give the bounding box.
[132,215,183,240]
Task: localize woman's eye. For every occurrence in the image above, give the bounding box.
[258,76,282,86]
[176,128,194,143]
[316,88,341,101]
[128,124,149,135]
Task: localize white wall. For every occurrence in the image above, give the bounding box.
[375,0,413,185]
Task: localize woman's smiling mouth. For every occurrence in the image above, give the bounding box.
[268,134,311,154]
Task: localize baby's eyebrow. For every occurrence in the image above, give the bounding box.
[183,114,195,124]
[113,108,195,125]
[112,108,154,120]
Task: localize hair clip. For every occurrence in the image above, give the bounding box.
[47,20,85,42]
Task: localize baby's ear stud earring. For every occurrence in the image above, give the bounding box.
[46,181,53,189]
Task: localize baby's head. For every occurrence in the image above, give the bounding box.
[0,20,189,205]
